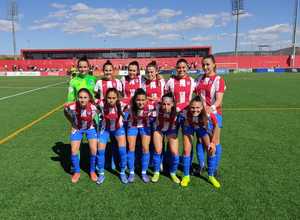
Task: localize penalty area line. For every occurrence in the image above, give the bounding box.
[0,81,67,101]
[0,104,64,145]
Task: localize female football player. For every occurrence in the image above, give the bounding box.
[121,61,143,105]
[95,88,128,184]
[164,59,195,111]
[180,96,220,188]
[151,93,180,184]
[194,55,226,177]
[126,88,154,183]
[64,88,98,183]
[143,61,165,110]
[94,60,123,100]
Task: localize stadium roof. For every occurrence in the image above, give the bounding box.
[21,46,211,53]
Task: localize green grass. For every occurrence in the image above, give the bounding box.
[0,73,300,219]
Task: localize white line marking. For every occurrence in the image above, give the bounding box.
[0,86,67,89]
[0,81,67,101]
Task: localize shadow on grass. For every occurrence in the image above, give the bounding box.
[51,141,91,175]
[50,141,119,178]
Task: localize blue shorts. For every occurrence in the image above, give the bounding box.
[98,127,126,144]
[182,125,208,138]
[208,113,223,132]
[155,128,178,137]
[127,127,151,136]
[70,128,98,141]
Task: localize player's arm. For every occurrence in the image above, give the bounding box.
[67,83,76,102]
[210,77,225,113]
[164,78,172,94]
[63,103,77,129]
[209,113,219,154]
[94,80,101,99]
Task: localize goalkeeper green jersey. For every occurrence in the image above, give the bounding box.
[67,73,97,102]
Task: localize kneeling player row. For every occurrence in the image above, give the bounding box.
[64,88,222,188]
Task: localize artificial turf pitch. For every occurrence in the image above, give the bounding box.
[0,73,299,219]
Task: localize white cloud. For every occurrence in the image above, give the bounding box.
[127,8,149,16]
[249,24,291,35]
[71,3,89,11]
[49,9,69,18]
[191,36,212,42]
[157,9,182,19]
[178,14,217,30]
[0,19,20,32]
[0,19,12,32]
[239,12,253,19]
[158,34,182,40]
[28,3,238,42]
[30,22,60,30]
[50,3,66,9]
[238,23,293,50]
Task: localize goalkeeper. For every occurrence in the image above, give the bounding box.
[67,56,97,102]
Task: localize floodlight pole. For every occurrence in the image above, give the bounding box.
[232,0,245,56]
[12,17,17,59]
[8,0,18,60]
[234,2,240,56]
[291,0,299,67]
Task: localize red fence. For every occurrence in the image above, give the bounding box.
[215,55,300,69]
[0,55,299,72]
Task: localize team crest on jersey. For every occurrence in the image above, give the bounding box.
[150,82,156,88]
[180,79,186,86]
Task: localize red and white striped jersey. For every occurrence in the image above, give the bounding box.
[143,78,165,110]
[94,79,123,100]
[164,75,195,111]
[127,103,155,128]
[64,101,97,130]
[194,75,226,115]
[121,75,142,105]
[153,105,178,132]
[96,99,127,131]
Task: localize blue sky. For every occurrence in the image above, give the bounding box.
[0,0,299,55]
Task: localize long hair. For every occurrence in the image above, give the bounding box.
[189,95,208,127]
[146,60,161,85]
[161,92,176,114]
[105,88,123,117]
[202,54,216,72]
[131,88,146,116]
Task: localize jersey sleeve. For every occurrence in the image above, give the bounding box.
[216,76,226,93]
[160,78,166,96]
[120,76,126,89]
[164,78,172,94]
[67,80,76,102]
[120,76,127,96]
[116,79,123,95]
[94,80,101,93]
